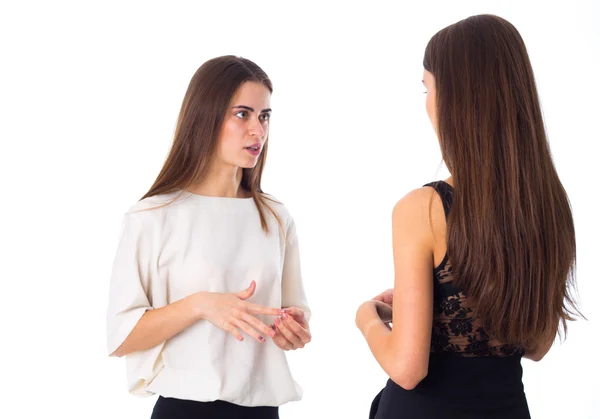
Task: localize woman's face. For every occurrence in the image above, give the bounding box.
[423,69,438,137]
[215,81,272,170]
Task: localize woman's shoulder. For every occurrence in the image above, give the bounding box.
[262,193,295,226]
[394,184,440,211]
[392,182,447,241]
[119,191,185,229]
[397,179,452,209]
[126,191,182,213]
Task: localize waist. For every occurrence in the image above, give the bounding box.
[414,353,524,397]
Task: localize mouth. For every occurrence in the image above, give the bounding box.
[244,143,262,156]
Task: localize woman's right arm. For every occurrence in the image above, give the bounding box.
[110,293,200,357]
[111,281,283,357]
[107,213,281,358]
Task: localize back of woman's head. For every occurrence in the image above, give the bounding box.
[424,14,580,349]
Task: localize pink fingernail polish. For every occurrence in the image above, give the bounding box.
[282,313,289,320]
[268,329,276,337]
[258,336,265,342]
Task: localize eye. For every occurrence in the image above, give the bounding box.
[260,113,271,122]
[235,111,248,119]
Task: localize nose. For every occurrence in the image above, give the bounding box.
[248,117,265,139]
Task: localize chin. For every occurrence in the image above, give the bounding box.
[239,160,259,169]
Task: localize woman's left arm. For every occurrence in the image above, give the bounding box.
[356,188,435,390]
[273,218,312,350]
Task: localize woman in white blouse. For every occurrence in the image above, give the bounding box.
[106,55,311,419]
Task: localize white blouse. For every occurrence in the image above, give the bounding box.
[106,191,310,407]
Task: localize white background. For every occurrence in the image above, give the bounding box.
[1,0,598,418]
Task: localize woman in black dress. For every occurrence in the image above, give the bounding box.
[355,14,581,419]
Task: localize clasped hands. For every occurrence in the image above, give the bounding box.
[355,288,394,335]
[199,280,310,351]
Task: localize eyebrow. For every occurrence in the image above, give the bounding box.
[232,105,272,113]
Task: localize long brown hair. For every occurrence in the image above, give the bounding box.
[142,55,281,233]
[424,15,580,350]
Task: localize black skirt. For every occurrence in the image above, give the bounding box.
[151,396,279,419]
[369,354,531,419]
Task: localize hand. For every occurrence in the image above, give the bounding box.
[373,300,393,324]
[355,300,391,335]
[195,281,283,343]
[271,307,311,351]
[373,288,394,306]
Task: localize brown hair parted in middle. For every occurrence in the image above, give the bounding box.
[141,55,281,234]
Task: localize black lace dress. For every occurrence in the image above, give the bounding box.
[369,181,531,419]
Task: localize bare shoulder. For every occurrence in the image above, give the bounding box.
[392,186,446,245]
[392,187,440,222]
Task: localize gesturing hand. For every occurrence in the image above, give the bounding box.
[271,307,311,351]
[372,300,393,324]
[196,281,283,343]
[373,288,394,306]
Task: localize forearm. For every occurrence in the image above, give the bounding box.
[357,303,428,389]
[111,293,203,357]
[359,311,395,375]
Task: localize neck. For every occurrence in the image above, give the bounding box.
[188,163,250,198]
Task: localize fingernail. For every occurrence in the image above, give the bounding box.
[238,336,244,341]
[268,329,276,337]
[282,308,291,313]
[274,318,281,326]
[282,313,289,320]
[258,336,265,342]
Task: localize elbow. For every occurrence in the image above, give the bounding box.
[389,366,428,391]
[524,352,545,362]
[524,344,552,362]
[109,342,130,358]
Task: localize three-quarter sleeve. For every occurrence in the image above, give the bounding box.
[281,219,311,322]
[106,212,153,355]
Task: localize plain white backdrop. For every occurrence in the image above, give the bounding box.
[1,0,598,418]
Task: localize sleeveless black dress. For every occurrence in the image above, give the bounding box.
[369,181,531,419]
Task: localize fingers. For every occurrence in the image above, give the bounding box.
[282,307,305,324]
[241,312,276,339]
[236,281,256,300]
[281,312,311,344]
[272,325,294,350]
[274,316,304,348]
[383,289,394,305]
[373,300,393,323]
[223,323,244,342]
[230,317,268,343]
[246,302,284,317]
[373,289,393,305]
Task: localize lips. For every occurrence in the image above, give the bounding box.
[244,143,262,156]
